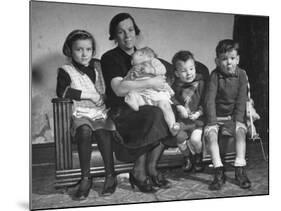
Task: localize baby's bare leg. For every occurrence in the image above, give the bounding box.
[157,100,180,136]
[157,100,175,128]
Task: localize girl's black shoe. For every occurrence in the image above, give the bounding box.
[73,177,92,200]
[129,172,157,193]
[101,174,117,196]
[150,173,170,189]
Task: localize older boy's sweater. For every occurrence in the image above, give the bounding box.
[204,67,248,125]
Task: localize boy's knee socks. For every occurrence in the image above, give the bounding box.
[234,157,246,167]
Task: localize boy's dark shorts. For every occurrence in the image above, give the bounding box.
[204,119,247,137]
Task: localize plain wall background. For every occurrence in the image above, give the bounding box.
[31,1,234,91]
[30,1,234,144]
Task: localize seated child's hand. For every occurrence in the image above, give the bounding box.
[189,111,201,120]
[82,90,102,104]
[95,97,104,106]
[177,105,189,118]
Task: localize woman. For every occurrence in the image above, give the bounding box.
[101,13,172,193]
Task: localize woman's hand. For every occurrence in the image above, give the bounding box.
[148,76,166,90]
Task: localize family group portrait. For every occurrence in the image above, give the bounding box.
[30,0,269,210]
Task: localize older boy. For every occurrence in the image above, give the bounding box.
[204,39,251,190]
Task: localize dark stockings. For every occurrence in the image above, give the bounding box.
[133,153,147,181]
[76,125,92,178]
[132,143,165,181]
[147,143,165,176]
[76,125,114,178]
[94,129,115,176]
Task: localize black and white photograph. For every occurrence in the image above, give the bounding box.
[29,0,271,210]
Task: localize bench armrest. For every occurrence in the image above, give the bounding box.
[52,98,73,170]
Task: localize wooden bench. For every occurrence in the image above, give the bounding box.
[52,98,237,188]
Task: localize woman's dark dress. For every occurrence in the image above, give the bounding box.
[101,47,173,162]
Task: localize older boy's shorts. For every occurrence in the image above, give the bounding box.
[204,119,247,138]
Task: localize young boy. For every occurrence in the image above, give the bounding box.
[172,51,207,172]
[204,39,251,190]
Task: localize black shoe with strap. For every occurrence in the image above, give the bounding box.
[101,174,117,196]
[182,155,194,172]
[129,172,157,193]
[209,166,226,191]
[73,177,92,200]
[235,166,251,189]
[193,153,204,172]
[149,172,170,189]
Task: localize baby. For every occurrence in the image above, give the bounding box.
[124,47,180,135]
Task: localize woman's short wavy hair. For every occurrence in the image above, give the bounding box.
[62,29,96,57]
[109,13,141,40]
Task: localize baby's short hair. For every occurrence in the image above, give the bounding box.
[215,39,239,57]
[62,29,96,57]
[172,50,195,67]
[136,47,157,58]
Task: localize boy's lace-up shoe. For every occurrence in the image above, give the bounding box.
[235,166,251,189]
[208,166,226,190]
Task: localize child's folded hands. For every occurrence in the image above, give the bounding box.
[81,90,102,104]
[189,111,201,120]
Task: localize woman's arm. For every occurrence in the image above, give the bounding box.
[111,75,166,97]
[101,52,166,97]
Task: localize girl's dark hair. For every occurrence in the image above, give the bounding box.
[109,13,140,40]
[215,39,239,57]
[172,50,195,67]
[62,29,96,57]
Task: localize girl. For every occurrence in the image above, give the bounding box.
[56,30,117,200]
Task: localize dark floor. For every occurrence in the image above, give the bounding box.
[31,141,269,210]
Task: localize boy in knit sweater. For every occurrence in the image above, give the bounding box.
[204,39,251,190]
